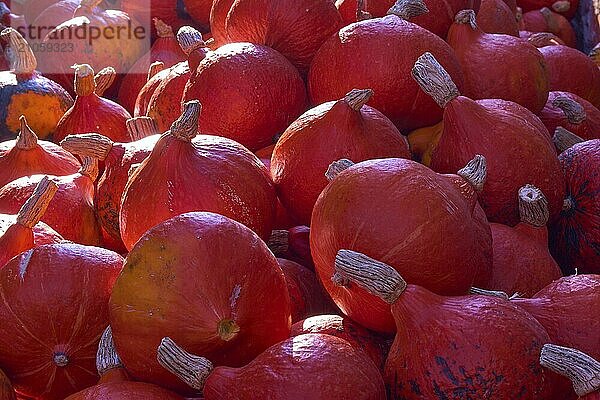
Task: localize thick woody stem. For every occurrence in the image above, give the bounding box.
[387,0,429,20]
[344,89,374,111]
[60,133,114,161]
[157,337,214,391]
[552,0,571,12]
[518,185,549,227]
[326,159,355,182]
[267,230,289,255]
[16,116,38,150]
[127,117,159,141]
[217,319,240,342]
[16,176,58,229]
[79,156,99,182]
[177,26,205,56]
[170,101,201,141]
[96,326,123,375]
[0,28,37,74]
[553,127,584,154]
[357,0,373,20]
[412,52,460,108]
[469,287,510,300]
[148,61,165,81]
[553,97,586,124]
[457,155,487,193]
[154,18,174,38]
[527,32,564,47]
[590,43,600,66]
[334,249,407,304]
[540,344,600,397]
[94,67,116,97]
[455,9,477,30]
[73,64,96,97]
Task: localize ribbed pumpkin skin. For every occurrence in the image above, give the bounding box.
[203,334,386,400]
[183,43,307,151]
[0,368,15,400]
[0,72,73,140]
[64,382,184,400]
[146,62,192,132]
[271,97,410,225]
[549,140,600,274]
[134,68,170,117]
[308,16,464,132]
[538,91,600,141]
[0,243,123,400]
[110,212,291,394]
[310,158,493,333]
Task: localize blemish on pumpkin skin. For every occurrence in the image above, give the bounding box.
[435,356,460,386]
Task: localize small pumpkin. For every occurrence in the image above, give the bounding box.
[540,345,600,400]
[538,92,600,141]
[133,61,165,117]
[476,0,519,36]
[0,28,73,140]
[522,8,576,48]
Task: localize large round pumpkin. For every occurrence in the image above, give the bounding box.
[64,382,184,400]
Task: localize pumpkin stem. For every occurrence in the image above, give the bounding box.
[552,0,570,12]
[53,352,70,367]
[0,28,37,75]
[344,89,374,111]
[97,326,123,375]
[16,176,58,229]
[154,18,174,38]
[148,61,165,81]
[127,117,159,141]
[79,156,99,181]
[94,67,116,97]
[170,101,201,141]
[334,249,407,304]
[128,163,142,179]
[387,0,429,20]
[590,43,600,66]
[469,287,510,300]
[357,0,373,20]
[326,159,355,182]
[527,32,564,47]
[217,319,240,342]
[73,64,96,97]
[563,197,574,211]
[455,9,477,30]
[540,344,600,397]
[412,52,460,109]
[267,230,289,255]
[518,185,549,227]
[61,133,114,161]
[553,97,586,125]
[457,155,487,193]
[553,127,584,154]
[16,116,38,150]
[177,26,205,56]
[157,337,214,391]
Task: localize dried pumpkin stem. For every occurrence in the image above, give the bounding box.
[16,176,58,229]
[127,117,159,141]
[455,9,477,30]
[334,249,407,304]
[94,67,116,97]
[344,89,374,111]
[326,159,355,182]
[217,319,240,342]
[553,127,584,154]
[457,155,487,193]
[267,230,289,255]
[518,185,549,227]
[387,0,429,20]
[0,28,37,75]
[469,287,510,300]
[16,116,38,150]
[540,344,600,397]
[97,326,123,375]
[61,133,114,161]
[177,26,205,56]
[148,61,165,81]
[53,352,69,367]
[552,0,571,12]
[553,97,586,124]
[154,18,174,38]
[170,101,201,141]
[590,43,600,66]
[412,52,460,108]
[527,32,563,47]
[128,163,142,179]
[157,337,214,391]
[73,64,96,97]
[357,0,373,20]
[79,156,100,181]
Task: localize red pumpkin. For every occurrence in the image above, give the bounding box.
[518,0,579,19]
[157,334,386,399]
[0,368,15,400]
[60,118,160,248]
[522,8,576,47]
[31,0,81,42]
[333,250,553,399]
[0,157,102,245]
[0,177,59,267]
[109,211,291,393]
[268,226,314,270]
[448,10,548,114]
[22,0,56,22]
[476,0,519,36]
[540,345,600,400]
[133,61,166,117]
[65,382,184,400]
[96,327,129,385]
[0,243,124,399]
[413,52,564,225]
[308,0,465,132]
[182,0,213,28]
[475,185,562,297]
[549,136,600,274]
[118,19,186,114]
[209,0,235,45]
[209,0,342,74]
[121,0,192,33]
[271,89,410,225]
[0,116,80,188]
[183,43,306,151]
[147,26,209,131]
[291,315,391,372]
[539,92,600,141]
[54,65,132,144]
[523,31,566,47]
[311,156,492,333]
[119,102,277,249]
[0,29,73,140]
